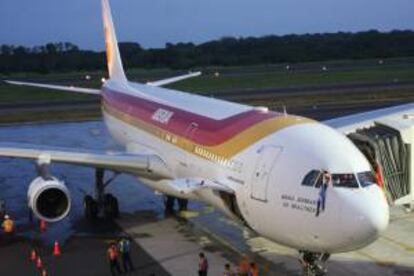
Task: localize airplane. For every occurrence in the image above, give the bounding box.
[1,0,413,274]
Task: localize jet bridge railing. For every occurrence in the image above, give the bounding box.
[348,123,410,203]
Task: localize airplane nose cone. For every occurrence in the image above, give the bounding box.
[357,192,389,238]
[341,186,389,250]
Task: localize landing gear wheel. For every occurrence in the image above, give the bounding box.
[164,196,175,214]
[299,251,329,276]
[104,193,119,219]
[84,195,98,220]
[178,198,188,211]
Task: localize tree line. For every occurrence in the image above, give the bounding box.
[1,30,413,74]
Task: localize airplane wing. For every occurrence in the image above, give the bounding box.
[4,71,201,93]
[324,103,414,134]
[4,80,101,95]
[146,71,201,87]
[0,143,234,198]
[0,143,172,180]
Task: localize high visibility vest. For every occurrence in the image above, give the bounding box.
[119,240,130,253]
[2,219,14,233]
[238,260,249,273]
[375,163,384,188]
[249,267,259,276]
[108,247,117,261]
[199,258,208,271]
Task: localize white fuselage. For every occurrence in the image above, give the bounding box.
[102,80,389,253]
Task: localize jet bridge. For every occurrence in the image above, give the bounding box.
[347,114,414,206]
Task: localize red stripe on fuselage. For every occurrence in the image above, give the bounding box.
[102,89,282,146]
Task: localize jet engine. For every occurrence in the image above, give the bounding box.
[27,176,71,222]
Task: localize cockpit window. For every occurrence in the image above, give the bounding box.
[332,174,359,188]
[302,170,360,188]
[357,171,376,187]
[302,170,321,186]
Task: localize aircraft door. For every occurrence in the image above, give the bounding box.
[251,145,283,202]
[184,122,198,139]
[177,122,199,175]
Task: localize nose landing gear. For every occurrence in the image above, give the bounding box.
[83,169,120,220]
[299,251,330,276]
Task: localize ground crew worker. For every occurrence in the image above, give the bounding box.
[248,262,259,276]
[238,255,249,276]
[107,242,122,275]
[39,220,47,233]
[375,162,384,188]
[118,237,134,272]
[2,214,14,234]
[198,252,208,276]
[2,214,15,245]
[223,263,234,276]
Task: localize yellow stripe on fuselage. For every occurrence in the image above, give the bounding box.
[103,102,314,164]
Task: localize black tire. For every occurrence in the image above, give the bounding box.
[84,195,98,220]
[177,198,188,211]
[104,194,119,219]
[164,196,175,213]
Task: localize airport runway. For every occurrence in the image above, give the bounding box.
[0,111,413,275]
[218,81,414,98]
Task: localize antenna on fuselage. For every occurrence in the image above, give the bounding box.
[283,105,288,116]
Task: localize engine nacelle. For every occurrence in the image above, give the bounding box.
[27,176,71,222]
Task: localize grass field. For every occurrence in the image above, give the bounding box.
[0,85,97,104]
[0,57,413,104]
[168,66,414,93]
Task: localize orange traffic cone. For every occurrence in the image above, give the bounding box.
[36,256,43,269]
[39,220,47,233]
[30,249,37,262]
[53,240,61,257]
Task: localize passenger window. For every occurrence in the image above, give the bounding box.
[302,170,321,187]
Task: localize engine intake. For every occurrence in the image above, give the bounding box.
[27,176,71,222]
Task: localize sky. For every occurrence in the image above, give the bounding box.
[0,0,413,50]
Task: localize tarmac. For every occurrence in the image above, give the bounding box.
[1,204,414,275]
[117,211,239,276]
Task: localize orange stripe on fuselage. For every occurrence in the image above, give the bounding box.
[102,93,314,163]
